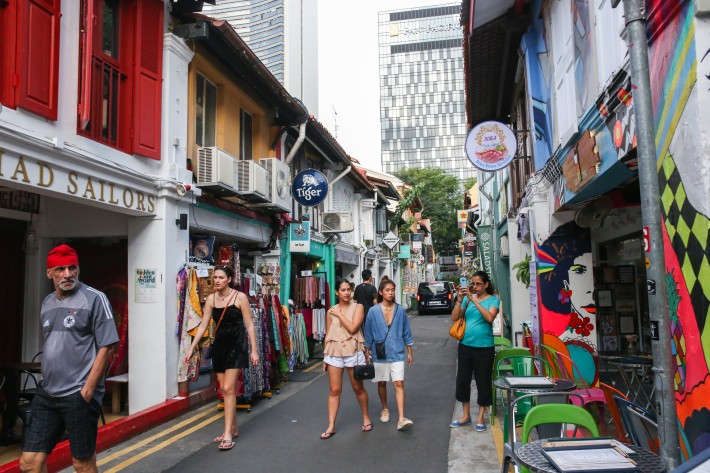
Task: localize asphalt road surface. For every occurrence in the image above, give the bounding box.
[86,312,460,473]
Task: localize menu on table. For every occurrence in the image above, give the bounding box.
[503,376,555,388]
[540,440,639,472]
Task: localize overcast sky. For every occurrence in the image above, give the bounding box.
[317,0,451,172]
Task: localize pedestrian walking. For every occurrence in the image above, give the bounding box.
[353,269,378,319]
[450,270,499,432]
[20,244,120,473]
[320,279,371,439]
[364,278,414,431]
[185,266,259,451]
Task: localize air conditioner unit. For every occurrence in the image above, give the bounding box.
[257,157,291,212]
[196,146,238,195]
[236,160,269,202]
[499,235,510,258]
[322,212,354,233]
[361,199,377,209]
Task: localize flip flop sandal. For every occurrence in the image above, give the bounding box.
[218,439,235,450]
[362,423,373,432]
[213,433,238,443]
[320,431,336,440]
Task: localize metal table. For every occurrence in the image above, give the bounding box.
[517,439,667,473]
[493,377,576,443]
[609,356,656,412]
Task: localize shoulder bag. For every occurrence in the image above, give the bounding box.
[352,304,375,380]
[204,290,237,359]
[449,301,468,341]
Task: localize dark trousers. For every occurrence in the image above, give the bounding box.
[455,344,495,406]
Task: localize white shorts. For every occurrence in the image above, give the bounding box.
[324,352,364,369]
[372,361,405,382]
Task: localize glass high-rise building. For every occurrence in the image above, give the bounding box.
[203,0,319,116]
[378,4,473,182]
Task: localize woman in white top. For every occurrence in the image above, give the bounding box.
[320,279,372,439]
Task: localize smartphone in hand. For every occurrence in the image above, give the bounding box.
[459,277,467,288]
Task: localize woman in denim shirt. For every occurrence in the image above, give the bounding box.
[364,279,414,431]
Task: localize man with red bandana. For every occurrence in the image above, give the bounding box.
[20,245,119,473]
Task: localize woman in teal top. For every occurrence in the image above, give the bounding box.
[449,271,499,432]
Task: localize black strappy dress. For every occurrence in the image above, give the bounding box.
[211,298,248,372]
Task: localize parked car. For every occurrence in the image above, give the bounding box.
[417,282,455,315]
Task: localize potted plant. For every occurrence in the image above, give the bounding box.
[513,254,532,288]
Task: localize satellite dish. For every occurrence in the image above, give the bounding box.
[575,196,613,228]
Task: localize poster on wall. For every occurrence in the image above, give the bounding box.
[289,221,311,252]
[189,235,215,263]
[135,268,157,303]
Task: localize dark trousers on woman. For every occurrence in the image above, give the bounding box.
[455,344,495,406]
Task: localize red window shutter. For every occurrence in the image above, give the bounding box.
[77,0,95,130]
[0,1,18,109]
[17,0,61,120]
[132,0,163,160]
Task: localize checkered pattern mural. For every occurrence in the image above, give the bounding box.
[659,154,710,331]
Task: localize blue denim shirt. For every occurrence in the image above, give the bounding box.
[363,304,413,363]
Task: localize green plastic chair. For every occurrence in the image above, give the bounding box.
[496,354,555,441]
[494,336,512,349]
[491,347,530,425]
[506,404,600,473]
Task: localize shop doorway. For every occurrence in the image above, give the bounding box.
[0,219,26,363]
[595,234,649,355]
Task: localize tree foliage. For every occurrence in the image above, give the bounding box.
[394,168,462,255]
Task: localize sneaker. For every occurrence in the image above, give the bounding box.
[475,423,486,432]
[397,418,414,431]
[380,409,390,423]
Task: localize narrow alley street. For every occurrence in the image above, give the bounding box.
[65,312,498,473]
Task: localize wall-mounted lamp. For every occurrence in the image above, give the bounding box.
[176,213,188,230]
[176,183,192,196]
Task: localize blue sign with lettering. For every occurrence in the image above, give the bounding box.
[292,169,328,207]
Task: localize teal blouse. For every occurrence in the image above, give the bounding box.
[460,295,499,348]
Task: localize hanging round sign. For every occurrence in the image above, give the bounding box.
[291,169,329,207]
[465,121,517,171]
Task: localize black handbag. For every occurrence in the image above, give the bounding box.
[353,328,375,380]
[353,352,375,380]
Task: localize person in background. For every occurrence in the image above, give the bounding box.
[20,245,119,473]
[186,266,259,451]
[354,269,378,320]
[320,279,371,439]
[449,271,499,432]
[364,278,414,431]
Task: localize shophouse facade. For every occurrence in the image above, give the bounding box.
[462,0,710,457]
[0,0,198,414]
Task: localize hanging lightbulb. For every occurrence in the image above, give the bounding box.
[24,219,39,254]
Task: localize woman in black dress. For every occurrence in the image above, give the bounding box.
[186,266,259,450]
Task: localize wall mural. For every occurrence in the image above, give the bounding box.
[522,7,554,171]
[535,221,597,384]
[648,0,710,455]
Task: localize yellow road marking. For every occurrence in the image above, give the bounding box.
[97,406,218,467]
[491,416,504,464]
[303,362,323,373]
[104,413,224,472]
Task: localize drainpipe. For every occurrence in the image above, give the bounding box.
[618,0,679,468]
[285,122,307,165]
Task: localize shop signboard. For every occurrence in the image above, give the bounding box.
[398,244,411,259]
[289,221,311,252]
[457,209,468,228]
[465,121,517,172]
[478,225,493,277]
[291,169,328,207]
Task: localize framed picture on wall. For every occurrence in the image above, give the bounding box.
[597,290,613,308]
[603,266,617,284]
[619,316,635,334]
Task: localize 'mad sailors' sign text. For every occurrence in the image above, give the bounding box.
[0,148,156,215]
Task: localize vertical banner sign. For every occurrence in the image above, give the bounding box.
[457,209,468,229]
[529,259,540,346]
[478,225,493,277]
[289,221,311,252]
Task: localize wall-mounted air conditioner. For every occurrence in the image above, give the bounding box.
[499,235,510,258]
[257,157,291,212]
[322,212,354,233]
[236,160,269,202]
[196,147,238,195]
